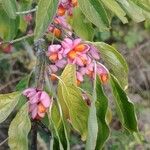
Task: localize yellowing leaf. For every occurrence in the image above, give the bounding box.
[8,103,31,150]
[58,64,89,140]
[0,92,20,124]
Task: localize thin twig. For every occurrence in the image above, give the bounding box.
[0,34,34,45]
[16,7,37,15]
[0,137,8,147]
[30,39,46,150]
[0,77,21,91]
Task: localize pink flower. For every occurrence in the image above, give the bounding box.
[47,39,107,85]
[61,38,81,54]
[97,63,109,84]
[57,0,78,16]
[89,46,100,60]
[54,16,72,36]
[47,44,63,61]
[76,71,83,82]
[23,88,52,119]
[55,16,71,29]
[47,44,67,73]
[49,59,67,73]
[23,88,36,98]
[80,62,94,78]
[61,38,90,66]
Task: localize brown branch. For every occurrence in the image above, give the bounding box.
[30,39,46,150]
[0,77,21,91]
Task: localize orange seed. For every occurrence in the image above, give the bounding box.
[74,44,86,52]
[38,103,47,113]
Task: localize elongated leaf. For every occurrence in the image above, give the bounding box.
[110,74,138,132]
[47,75,70,150]
[49,118,65,150]
[0,92,20,124]
[51,102,61,129]
[58,64,89,140]
[131,0,150,19]
[78,0,110,31]
[117,0,145,22]
[57,64,76,118]
[89,42,128,88]
[95,76,110,149]
[16,76,29,91]
[49,102,70,150]
[16,72,34,91]
[1,0,17,19]
[86,76,110,150]
[0,8,19,41]
[71,8,94,41]
[100,0,128,23]
[85,93,98,149]
[18,0,32,11]
[8,103,31,150]
[131,0,150,12]
[34,0,59,40]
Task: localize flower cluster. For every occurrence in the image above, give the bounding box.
[47,0,77,38]
[47,38,109,85]
[46,0,109,85]
[22,0,109,120]
[23,88,52,119]
[48,16,72,38]
[57,0,78,16]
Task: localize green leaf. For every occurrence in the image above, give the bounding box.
[16,76,29,91]
[58,64,89,140]
[49,101,70,150]
[117,0,145,22]
[131,0,150,12]
[8,103,31,150]
[0,92,20,124]
[89,42,128,88]
[131,0,150,19]
[110,74,138,132]
[86,76,110,150]
[57,64,76,118]
[51,102,61,129]
[1,0,17,19]
[34,0,59,40]
[46,73,70,150]
[18,0,32,11]
[95,76,110,149]
[16,73,33,91]
[49,119,68,150]
[0,8,19,41]
[85,94,98,149]
[19,17,28,33]
[100,0,128,23]
[71,8,94,41]
[78,0,110,31]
